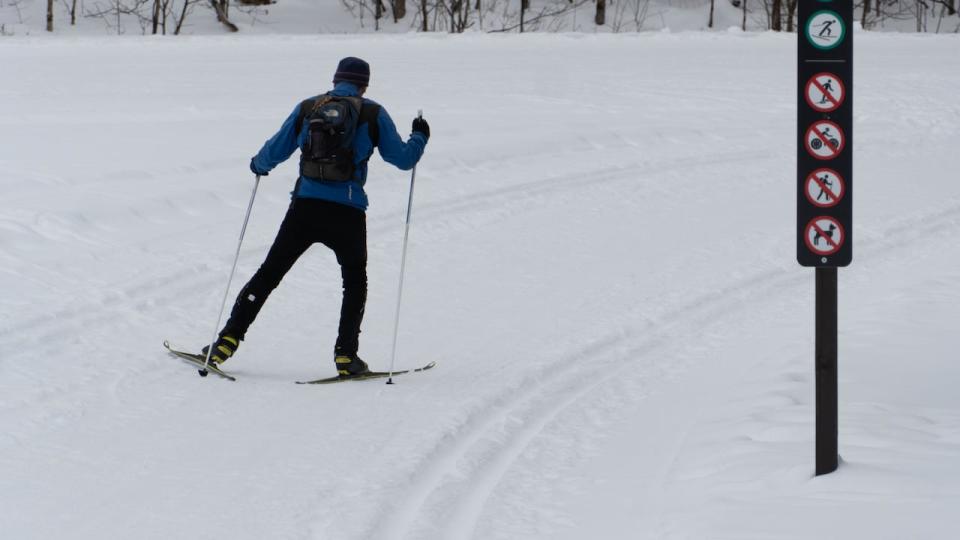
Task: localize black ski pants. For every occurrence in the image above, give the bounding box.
[222,198,367,355]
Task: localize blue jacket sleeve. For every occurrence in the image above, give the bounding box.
[375,107,427,171]
[251,103,303,174]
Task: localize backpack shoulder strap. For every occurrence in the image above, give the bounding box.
[294,98,315,138]
[359,102,381,148]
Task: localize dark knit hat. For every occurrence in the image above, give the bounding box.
[333,57,370,87]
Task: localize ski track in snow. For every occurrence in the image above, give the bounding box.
[366,194,960,539]
[0,138,762,421]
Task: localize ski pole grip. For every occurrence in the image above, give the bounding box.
[417,109,423,119]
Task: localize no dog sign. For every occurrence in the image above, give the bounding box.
[805,216,844,256]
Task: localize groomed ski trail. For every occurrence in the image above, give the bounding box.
[364,197,960,539]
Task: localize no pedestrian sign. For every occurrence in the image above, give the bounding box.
[805,168,844,208]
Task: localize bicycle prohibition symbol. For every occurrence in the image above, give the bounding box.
[805,120,846,160]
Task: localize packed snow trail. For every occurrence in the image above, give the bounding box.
[1,33,959,540]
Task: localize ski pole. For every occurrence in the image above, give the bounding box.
[387,111,423,384]
[200,174,261,377]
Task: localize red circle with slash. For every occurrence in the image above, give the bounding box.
[805,168,845,208]
[804,216,845,256]
[805,73,846,113]
[805,120,846,160]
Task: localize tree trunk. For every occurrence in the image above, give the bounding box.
[786,0,797,31]
[520,0,526,32]
[421,0,428,30]
[46,0,54,32]
[392,0,407,21]
[175,0,191,34]
[595,0,606,25]
[208,0,239,32]
[161,0,168,34]
[71,0,78,25]
[771,0,782,30]
[708,0,715,28]
[742,0,747,31]
[153,0,161,34]
[861,0,871,28]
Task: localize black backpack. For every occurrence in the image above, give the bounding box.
[296,95,379,182]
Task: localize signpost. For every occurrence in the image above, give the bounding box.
[797,0,853,476]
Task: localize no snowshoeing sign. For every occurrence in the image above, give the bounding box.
[805,72,845,113]
[797,0,852,267]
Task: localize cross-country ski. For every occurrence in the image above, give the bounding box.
[296,361,437,385]
[163,340,237,381]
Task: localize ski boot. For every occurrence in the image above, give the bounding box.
[334,350,370,378]
[201,334,239,365]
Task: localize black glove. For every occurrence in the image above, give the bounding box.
[412,117,430,140]
[250,157,268,177]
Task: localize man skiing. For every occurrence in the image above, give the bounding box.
[203,57,429,378]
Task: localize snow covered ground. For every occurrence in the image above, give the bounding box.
[2,32,960,539]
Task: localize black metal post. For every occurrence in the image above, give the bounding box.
[815,267,838,475]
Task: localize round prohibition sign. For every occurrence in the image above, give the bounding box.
[805,120,845,160]
[805,168,845,208]
[806,10,846,51]
[805,216,845,256]
[805,72,845,113]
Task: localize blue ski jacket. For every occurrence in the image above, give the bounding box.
[250,82,427,211]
